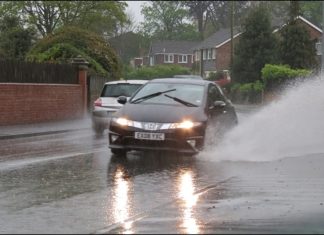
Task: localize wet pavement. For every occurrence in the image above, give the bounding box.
[0,104,324,234]
[0,117,91,139]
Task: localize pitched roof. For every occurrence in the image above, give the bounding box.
[273,15,322,33]
[150,40,199,54]
[194,15,321,51]
[193,27,241,50]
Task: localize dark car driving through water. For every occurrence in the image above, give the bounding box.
[108,78,238,156]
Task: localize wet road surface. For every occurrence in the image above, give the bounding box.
[0,105,324,234]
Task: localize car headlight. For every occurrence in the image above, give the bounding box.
[113,117,133,127]
[170,120,201,129]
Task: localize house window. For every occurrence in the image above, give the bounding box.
[178,55,188,63]
[203,50,207,60]
[195,51,200,61]
[316,42,321,55]
[164,54,174,63]
[212,49,216,59]
[208,49,212,60]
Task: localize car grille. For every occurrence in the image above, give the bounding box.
[123,137,187,149]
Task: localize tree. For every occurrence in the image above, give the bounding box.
[208,1,251,29]
[0,1,129,38]
[300,1,322,28]
[139,1,200,40]
[0,15,36,60]
[182,1,212,39]
[277,0,317,70]
[26,26,121,78]
[278,21,317,70]
[232,5,278,84]
[289,0,300,21]
[109,31,150,64]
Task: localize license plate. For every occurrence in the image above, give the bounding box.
[134,132,165,140]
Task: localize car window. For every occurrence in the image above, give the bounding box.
[131,83,205,106]
[101,84,143,97]
[207,84,224,106]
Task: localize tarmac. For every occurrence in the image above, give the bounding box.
[0,117,92,140]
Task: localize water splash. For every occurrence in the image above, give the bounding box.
[202,77,324,162]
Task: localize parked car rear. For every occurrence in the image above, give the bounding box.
[92,80,147,134]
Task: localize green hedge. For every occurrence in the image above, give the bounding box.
[206,71,225,81]
[125,64,191,80]
[261,64,310,91]
[229,80,264,104]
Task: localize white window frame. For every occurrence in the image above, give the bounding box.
[212,48,216,59]
[164,54,174,63]
[178,55,188,63]
[208,49,212,60]
[150,56,154,66]
[203,50,207,60]
[195,51,200,61]
[316,42,321,55]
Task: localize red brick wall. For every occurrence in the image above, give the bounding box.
[216,36,240,70]
[0,83,84,125]
[296,19,321,41]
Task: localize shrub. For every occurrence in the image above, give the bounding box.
[206,71,225,81]
[261,64,311,91]
[26,26,121,78]
[229,80,264,104]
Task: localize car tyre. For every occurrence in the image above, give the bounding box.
[111,148,127,156]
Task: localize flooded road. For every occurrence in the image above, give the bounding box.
[1,79,324,233]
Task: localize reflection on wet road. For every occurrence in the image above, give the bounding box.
[111,165,133,234]
[178,170,199,234]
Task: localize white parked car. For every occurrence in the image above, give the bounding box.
[92,80,147,134]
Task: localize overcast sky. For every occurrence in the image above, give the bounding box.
[125,1,146,25]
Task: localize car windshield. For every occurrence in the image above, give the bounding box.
[101,83,143,97]
[130,83,205,106]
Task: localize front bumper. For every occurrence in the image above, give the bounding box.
[108,123,205,154]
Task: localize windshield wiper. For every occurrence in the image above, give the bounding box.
[164,94,198,107]
[131,88,176,104]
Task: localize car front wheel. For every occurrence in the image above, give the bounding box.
[110,148,127,156]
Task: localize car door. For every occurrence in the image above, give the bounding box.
[206,83,236,129]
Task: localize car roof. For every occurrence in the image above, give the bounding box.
[148,78,213,86]
[104,80,148,85]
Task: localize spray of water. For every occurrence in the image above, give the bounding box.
[201,77,324,162]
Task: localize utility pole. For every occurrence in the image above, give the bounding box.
[200,49,204,78]
[230,1,234,68]
[322,1,324,74]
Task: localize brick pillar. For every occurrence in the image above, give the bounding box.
[72,56,89,116]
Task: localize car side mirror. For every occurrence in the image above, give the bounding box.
[213,100,226,108]
[117,96,127,105]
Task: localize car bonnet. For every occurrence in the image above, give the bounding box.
[115,103,206,123]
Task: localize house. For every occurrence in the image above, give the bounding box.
[193,27,241,78]
[193,15,322,78]
[275,16,322,56]
[144,40,199,68]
